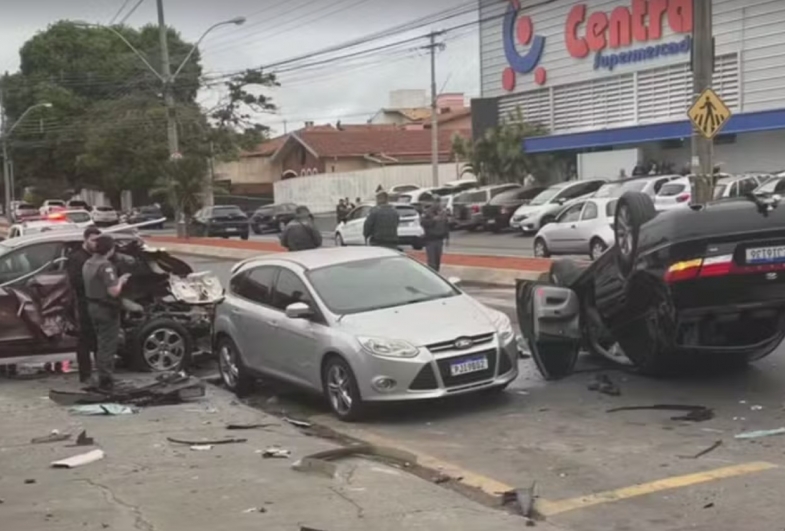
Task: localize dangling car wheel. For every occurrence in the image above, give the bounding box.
[217,336,255,397]
[132,318,193,372]
[614,192,656,277]
[322,355,365,421]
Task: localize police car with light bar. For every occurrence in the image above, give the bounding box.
[516,189,785,379]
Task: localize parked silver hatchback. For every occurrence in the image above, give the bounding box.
[213,247,518,421]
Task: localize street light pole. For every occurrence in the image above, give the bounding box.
[690,0,714,204]
[424,31,445,188]
[156,0,178,158]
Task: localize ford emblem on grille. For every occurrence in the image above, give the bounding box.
[454,337,473,350]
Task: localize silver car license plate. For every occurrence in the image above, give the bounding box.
[225,227,238,232]
[746,245,785,264]
[450,355,489,376]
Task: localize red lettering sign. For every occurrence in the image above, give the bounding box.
[565,0,693,59]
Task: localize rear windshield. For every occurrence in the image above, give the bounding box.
[456,190,486,203]
[394,206,419,218]
[17,203,36,210]
[47,200,65,206]
[66,211,92,223]
[95,206,114,211]
[606,200,618,217]
[658,183,687,196]
[212,206,244,215]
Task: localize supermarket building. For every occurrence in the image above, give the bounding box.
[475,0,785,177]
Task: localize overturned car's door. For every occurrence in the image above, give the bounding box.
[515,279,582,380]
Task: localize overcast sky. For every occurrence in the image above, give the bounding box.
[0,0,480,137]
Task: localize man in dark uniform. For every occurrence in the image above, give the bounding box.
[82,235,130,390]
[363,191,400,248]
[420,203,450,271]
[281,206,323,251]
[66,226,101,383]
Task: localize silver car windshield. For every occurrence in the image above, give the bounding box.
[308,256,458,315]
[529,186,563,205]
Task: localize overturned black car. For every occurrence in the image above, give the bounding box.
[0,229,222,371]
[517,191,785,378]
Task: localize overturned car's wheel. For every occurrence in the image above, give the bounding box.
[614,192,656,277]
[216,336,255,397]
[131,318,193,372]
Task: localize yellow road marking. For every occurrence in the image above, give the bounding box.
[312,415,778,518]
[537,461,779,516]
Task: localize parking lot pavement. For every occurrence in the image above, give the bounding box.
[188,255,785,531]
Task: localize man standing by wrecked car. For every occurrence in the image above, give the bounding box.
[83,235,130,390]
[281,206,323,251]
[66,226,101,383]
[420,202,449,271]
[363,191,399,248]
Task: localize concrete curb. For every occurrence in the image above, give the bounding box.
[149,240,543,286]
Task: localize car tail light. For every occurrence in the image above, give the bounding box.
[47,213,66,221]
[697,254,734,278]
[471,204,480,213]
[664,254,785,283]
[675,193,690,203]
[664,259,703,283]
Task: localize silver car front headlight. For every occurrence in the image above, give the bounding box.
[357,336,419,359]
[489,310,514,343]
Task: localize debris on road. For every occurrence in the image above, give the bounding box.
[190,445,213,451]
[680,440,723,459]
[51,372,205,408]
[69,404,137,416]
[226,423,278,430]
[750,405,764,411]
[293,445,416,479]
[73,430,95,447]
[261,447,291,459]
[502,482,538,520]
[588,374,621,396]
[24,479,36,484]
[607,404,714,422]
[242,507,268,514]
[31,430,70,444]
[51,449,105,469]
[167,437,247,446]
[283,416,312,429]
[703,502,715,509]
[735,427,785,440]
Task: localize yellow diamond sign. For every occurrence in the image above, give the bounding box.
[688,88,732,140]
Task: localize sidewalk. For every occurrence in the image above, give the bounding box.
[0,374,565,531]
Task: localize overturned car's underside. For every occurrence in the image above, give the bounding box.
[517,191,785,379]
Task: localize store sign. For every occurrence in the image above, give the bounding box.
[566,0,693,71]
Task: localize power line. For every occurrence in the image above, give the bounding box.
[119,0,147,25]
[109,0,133,25]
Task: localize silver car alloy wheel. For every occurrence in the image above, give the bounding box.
[326,364,353,416]
[534,239,547,258]
[615,205,634,257]
[142,327,186,371]
[218,344,239,389]
[591,240,607,260]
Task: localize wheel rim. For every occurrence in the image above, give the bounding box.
[616,206,634,256]
[326,364,353,416]
[142,327,186,371]
[591,241,606,260]
[218,344,239,389]
[534,240,546,257]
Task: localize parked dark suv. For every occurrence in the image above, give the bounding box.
[452,184,522,231]
[190,205,249,239]
[481,185,547,232]
[250,203,298,234]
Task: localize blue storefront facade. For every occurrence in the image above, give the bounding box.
[479,0,785,174]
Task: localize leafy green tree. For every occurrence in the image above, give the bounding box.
[452,107,572,185]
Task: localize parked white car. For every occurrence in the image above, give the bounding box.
[654,177,692,212]
[6,219,78,239]
[510,179,606,234]
[594,175,681,200]
[713,175,759,200]
[533,198,617,260]
[335,203,424,249]
[60,209,95,229]
[39,199,66,216]
[91,205,119,226]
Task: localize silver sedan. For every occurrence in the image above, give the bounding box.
[213,247,518,421]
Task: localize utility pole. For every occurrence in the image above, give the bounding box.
[156,0,178,158]
[1,72,9,217]
[424,32,445,188]
[690,0,714,204]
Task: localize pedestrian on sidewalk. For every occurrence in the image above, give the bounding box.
[336,199,349,225]
[281,206,323,251]
[363,191,400,249]
[420,202,450,271]
[65,226,102,383]
[82,235,130,391]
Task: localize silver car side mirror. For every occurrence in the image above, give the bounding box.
[285,302,312,319]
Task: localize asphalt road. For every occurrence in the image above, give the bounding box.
[186,254,785,531]
[150,223,553,258]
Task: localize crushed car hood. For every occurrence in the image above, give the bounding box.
[337,295,495,347]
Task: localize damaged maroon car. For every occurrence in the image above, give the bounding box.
[517,190,785,378]
[0,230,222,371]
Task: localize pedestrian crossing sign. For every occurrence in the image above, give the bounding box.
[688,88,731,140]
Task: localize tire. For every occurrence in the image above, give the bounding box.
[614,192,656,277]
[589,238,608,261]
[216,336,255,397]
[412,241,423,251]
[240,231,249,241]
[131,318,193,372]
[336,233,346,246]
[251,223,261,235]
[322,355,365,422]
[533,238,550,258]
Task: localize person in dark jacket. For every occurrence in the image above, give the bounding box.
[336,199,349,225]
[420,203,450,271]
[363,191,400,248]
[281,206,323,251]
[65,226,101,383]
